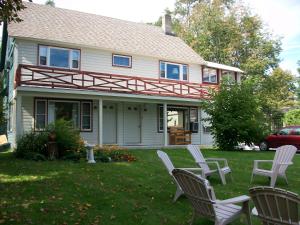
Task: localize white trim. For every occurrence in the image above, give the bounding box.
[163,103,168,146]
[112,54,132,68]
[206,61,244,73]
[17,86,204,104]
[160,61,188,81]
[98,99,103,146]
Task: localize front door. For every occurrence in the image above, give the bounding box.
[124,104,141,145]
[103,103,117,144]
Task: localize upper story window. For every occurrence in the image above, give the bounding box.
[160,61,188,81]
[221,70,236,82]
[112,54,132,68]
[203,67,218,84]
[38,45,80,69]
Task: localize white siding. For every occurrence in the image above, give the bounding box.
[15,39,203,83]
[200,110,214,146]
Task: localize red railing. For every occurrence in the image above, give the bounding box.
[15,64,216,99]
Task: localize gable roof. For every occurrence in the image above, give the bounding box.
[8,2,205,65]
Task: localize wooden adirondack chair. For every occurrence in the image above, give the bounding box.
[156,150,202,202]
[187,145,231,185]
[251,145,297,187]
[173,169,252,225]
[249,186,300,225]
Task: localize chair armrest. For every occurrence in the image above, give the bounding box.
[206,158,228,167]
[178,167,202,171]
[278,162,293,165]
[216,195,250,205]
[199,161,221,170]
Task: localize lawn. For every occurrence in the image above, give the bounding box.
[1,149,300,225]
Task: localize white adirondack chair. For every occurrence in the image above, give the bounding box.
[173,169,252,225]
[156,150,202,202]
[187,145,231,185]
[249,186,300,225]
[251,145,297,187]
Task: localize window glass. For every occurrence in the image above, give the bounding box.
[160,62,165,78]
[279,128,292,135]
[39,46,47,65]
[203,68,217,83]
[183,65,188,81]
[35,100,47,130]
[113,55,131,67]
[54,102,79,128]
[50,48,70,68]
[72,50,80,69]
[222,71,235,82]
[190,108,198,122]
[8,103,13,131]
[203,125,211,133]
[166,64,180,80]
[294,128,300,135]
[81,102,91,130]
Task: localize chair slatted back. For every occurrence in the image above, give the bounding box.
[173,169,216,220]
[157,150,175,175]
[272,145,297,174]
[250,187,300,225]
[187,145,210,173]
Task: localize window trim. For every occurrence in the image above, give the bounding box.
[34,98,93,132]
[159,60,189,81]
[34,99,48,131]
[202,66,219,84]
[37,44,81,70]
[112,54,132,68]
[157,104,198,133]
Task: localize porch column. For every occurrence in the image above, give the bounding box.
[163,103,168,146]
[98,99,103,147]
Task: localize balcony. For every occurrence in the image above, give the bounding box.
[15,64,216,99]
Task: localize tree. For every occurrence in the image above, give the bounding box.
[165,0,282,77]
[283,109,300,126]
[202,81,268,150]
[45,0,55,7]
[0,0,26,23]
[298,60,300,75]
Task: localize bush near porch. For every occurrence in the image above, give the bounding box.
[1,149,300,225]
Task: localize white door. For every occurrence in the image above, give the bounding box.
[124,104,141,144]
[103,103,117,144]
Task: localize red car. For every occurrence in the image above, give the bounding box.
[259,126,300,151]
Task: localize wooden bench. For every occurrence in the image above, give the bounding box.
[169,127,192,145]
[0,135,10,151]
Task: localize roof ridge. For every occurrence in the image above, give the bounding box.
[23,1,161,30]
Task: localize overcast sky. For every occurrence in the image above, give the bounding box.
[15,0,300,75]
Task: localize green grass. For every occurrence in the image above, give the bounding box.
[1,149,300,225]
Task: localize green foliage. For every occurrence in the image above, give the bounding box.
[0,0,26,23]
[283,109,300,126]
[165,0,282,77]
[45,0,55,7]
[94,145,137,162]
[15,131,48,158]
[203,81,268,150]
[46,119,84,157]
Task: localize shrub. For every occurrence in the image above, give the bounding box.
[46,119,84,157]
[15,131,48,158]
[93,145,136,162]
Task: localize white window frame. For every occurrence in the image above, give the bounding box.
[81,101,92,131]
[112,54,132,68]
[38,45,80,70]
[203,67,218,84]
[159,61,188,81]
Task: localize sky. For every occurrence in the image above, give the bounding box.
[13,0,300,75]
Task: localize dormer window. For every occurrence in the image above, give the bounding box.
[38,45,80,69]
[112,54,132,68]
[159,61,188,81]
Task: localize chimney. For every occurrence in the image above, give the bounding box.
[162,14,173,35]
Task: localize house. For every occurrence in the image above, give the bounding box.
[0,2,243,148]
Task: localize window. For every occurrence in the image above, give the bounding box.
[158,105,198,132]
[35,100,47,130]
[221,70,236,82]
[112,54,132,68]
[203,125,211,133]
[38,45,80,69]
[34,99,92,131]
[7,103,13,132]
[203,67,218,84]
[160,61,188,81]
[81,102,92,131]
[279,128,292,135]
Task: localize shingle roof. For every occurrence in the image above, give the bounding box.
[206,62,244,73]
[8,2,205,64]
